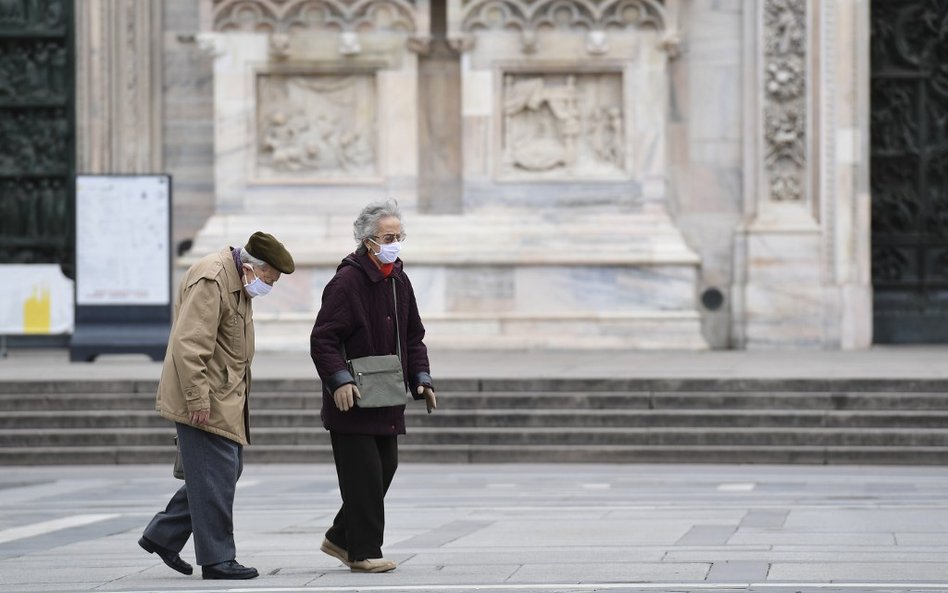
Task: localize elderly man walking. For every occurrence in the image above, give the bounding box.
[139,232,294,580]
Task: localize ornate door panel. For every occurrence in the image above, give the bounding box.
[871,0,948,342]
[0,0,73,267]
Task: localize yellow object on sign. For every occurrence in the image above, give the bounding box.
[24,285,52,334]
[1,265,73,335]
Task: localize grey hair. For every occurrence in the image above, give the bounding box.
[239,247,268,269]
[353,198,404,255]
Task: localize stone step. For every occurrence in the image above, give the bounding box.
[2,444,947,466]
[6,378,948,395]
[4,408,948,430]
[2,377,946,465]
[3,427,948,448]
[0,393,322,412]
[3,391,948,411]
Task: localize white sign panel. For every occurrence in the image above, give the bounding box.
[76,175,170,305]
[0,264,74,334]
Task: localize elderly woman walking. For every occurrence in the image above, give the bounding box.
[310,199,437,573]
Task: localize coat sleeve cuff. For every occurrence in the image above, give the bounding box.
[185,385,209,411]
[411,372,433,399]
[326,369,355,393]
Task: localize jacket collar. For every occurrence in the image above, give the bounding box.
[355,251,402,283]
[221,248,250,316]
[221,247,244,294]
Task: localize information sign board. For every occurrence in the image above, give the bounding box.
[76,175,171,305]
[70,174,172,362]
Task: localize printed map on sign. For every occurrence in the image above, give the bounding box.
[75,176,170,305]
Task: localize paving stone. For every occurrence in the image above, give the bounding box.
[785,509,948,532]
[507,561,711,582]
[706,560,770,581]
[728,530,897,546]
[391,520,494,548]
[740,510,789,528]
[676,525,737,545]
[768,561,948,581]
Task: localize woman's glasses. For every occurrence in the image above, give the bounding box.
[372,234,404,244]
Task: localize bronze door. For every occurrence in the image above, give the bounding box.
[0,0,74,268]
[871,0,948,342]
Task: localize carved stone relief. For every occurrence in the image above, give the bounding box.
[256,73,377,179]
[211,0,418,33]
[762,0,806,201]
[501,73,625,179]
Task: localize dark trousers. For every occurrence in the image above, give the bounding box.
[142,423,243,566]
[326,432,398,561]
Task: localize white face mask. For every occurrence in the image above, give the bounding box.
[244,276,272,298]
[242,265,272,298]
[370,240,401,264]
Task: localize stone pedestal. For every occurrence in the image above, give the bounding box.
[186,209,705,350]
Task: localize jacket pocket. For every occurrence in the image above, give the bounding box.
[222,312,243,351]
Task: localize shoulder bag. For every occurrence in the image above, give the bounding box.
[345,279,409,408]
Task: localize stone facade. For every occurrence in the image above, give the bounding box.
[73,0,874,350]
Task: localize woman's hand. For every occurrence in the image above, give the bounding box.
[333,383,361,411]
[417,385,437,414]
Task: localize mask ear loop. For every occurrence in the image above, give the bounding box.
[242,263,257,285]
[366,238,382,257]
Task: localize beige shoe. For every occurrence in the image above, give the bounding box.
[349,558,397,573]
[319,538,351,567]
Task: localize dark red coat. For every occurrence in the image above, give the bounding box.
[310,252,432,435]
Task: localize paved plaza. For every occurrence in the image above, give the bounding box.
[2,347,948,591]
[1,462,948,593]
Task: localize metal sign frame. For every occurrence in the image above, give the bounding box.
[69,174,172,362]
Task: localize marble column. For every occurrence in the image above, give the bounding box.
[733,0,871,349]
[818,0,872,349]
[75,0,164,173]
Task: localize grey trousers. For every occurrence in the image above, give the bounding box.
[142,422,243,566]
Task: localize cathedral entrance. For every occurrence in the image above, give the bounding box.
[870,1,948,342]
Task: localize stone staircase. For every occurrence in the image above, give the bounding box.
[1,378,947,465]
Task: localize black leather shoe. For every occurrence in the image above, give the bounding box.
[202,560,259,580]
[138,536,193,575]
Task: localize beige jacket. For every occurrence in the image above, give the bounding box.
[156,247,255,445]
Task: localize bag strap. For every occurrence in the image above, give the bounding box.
[340,277,401,363]
[392,278,401,361]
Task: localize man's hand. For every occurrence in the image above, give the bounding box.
[417,385,437,414]
[189,408,210,425]
[334,383,361,412]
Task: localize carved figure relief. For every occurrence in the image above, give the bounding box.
[256,74,377,179]
[0,108,68,175]
[501,73,624,179]
[762,0,806,201]
[212,0,418,33]
[0,40,67,101]
[0,0,65,31]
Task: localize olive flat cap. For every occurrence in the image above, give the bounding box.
[245,231,295,274]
